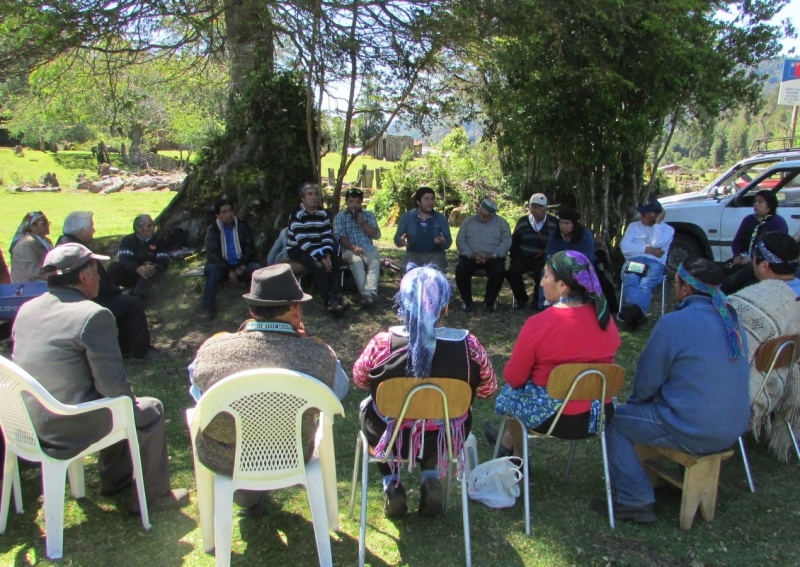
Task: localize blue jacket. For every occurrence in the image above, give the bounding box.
[627,295,750,451]
[393,210,452,253]
[545,226,594,261]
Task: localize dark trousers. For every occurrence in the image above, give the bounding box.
[287,248,342,302]
[202,261,260,310]
[506,253,545,305]
[94,292,150,358]
[721,264,758,295]
[107,262,161,300]
[455,256,506,306]
[97,396,171,503]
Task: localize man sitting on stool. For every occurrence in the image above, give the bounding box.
[592,258,749,523]
[108,214,169,302]
[455,198,511,313]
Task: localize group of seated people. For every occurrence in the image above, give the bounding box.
[4,183,800,541]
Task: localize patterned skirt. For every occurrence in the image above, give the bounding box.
[494,382,602,434]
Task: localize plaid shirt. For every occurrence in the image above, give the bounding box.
[333,209,380,252]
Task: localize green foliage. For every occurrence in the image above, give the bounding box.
[183,68,314,242]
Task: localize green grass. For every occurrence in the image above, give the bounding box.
[2,241,800,566]
[0,147,177,253]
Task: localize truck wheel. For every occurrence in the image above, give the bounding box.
[666,233,704,277]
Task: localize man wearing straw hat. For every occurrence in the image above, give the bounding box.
[189,263,348,515]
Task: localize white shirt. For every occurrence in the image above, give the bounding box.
[620,221,674,265]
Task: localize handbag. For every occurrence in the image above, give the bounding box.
[467,456,523,509]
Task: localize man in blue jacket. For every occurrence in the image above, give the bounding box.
[393,186,452,273]
[593,258,750,523]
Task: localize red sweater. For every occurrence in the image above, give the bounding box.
[503,304,621,414]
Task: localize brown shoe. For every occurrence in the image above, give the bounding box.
[130,488,190,516]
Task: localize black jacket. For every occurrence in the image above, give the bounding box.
[204,219,256,268]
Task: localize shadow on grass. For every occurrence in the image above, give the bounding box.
[51,153,98,171]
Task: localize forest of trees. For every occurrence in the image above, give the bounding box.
[0,0,795,245]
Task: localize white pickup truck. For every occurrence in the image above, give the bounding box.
[660,150,800,274]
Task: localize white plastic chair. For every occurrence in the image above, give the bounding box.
[0,355,151,560]
[493,363,625,534]
[348,377,473,567]
[186,368,344,567]
[738,334,800,493]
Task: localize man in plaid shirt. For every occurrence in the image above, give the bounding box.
[334,188,382,307]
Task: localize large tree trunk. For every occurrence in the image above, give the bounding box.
[226,0,274,100]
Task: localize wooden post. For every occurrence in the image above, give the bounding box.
[328,168,335,186]
[790,106,798,146]
[364,169,374,189]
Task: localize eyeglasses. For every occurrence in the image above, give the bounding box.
[345,188,364,198]
[34,220,51,226]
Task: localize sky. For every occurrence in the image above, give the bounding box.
[775,0,799,54]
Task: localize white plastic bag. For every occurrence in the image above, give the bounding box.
[467,456,523,508]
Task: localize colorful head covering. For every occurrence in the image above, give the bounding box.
[395,263,451,378]
[677,263,745,360]
[10,211,46,255]
[546,250,610,329]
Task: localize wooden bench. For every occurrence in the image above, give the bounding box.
[635,444,734,530]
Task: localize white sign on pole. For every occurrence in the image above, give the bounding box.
[778,59,800,106]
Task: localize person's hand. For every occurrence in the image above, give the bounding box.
[136,264,155,279]
[353,246,364,256]
[656,210,666,224]
[645,246,665,258]
[433,232,445,245]
[228,270,239,285]
[321,255,333,272]
[235,265,245,277]
[732,255,748,265]
[399,233,409,247]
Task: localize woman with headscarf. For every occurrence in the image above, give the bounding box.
[485,251,621,456]
[545,208,594,261]
[722,190,789,294]
[353,264,497,519]
[10,211,54,283]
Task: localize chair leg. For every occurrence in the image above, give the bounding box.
[563,441,577,483]
[66,459,85,499]
[1,452,22,533]
[738,436,756,493]
[213,475,235,567]
[318,416,339,530]
[493,418,508,459]
[460,450,472,567]
[519,418,531,536]
[127,431,151,531]
[305,461,333,567]
[194,457,215,553]
[42,461,69,560]
[788,423,800,464]
[348,434,363,519]
[600,430,615,530]
[358,436,369,567]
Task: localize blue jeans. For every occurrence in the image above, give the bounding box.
[621,257,664,314]
[203,261,260,310]
[606,403,691,507]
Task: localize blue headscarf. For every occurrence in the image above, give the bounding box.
[395,264,451,378]
[677,263,745,360]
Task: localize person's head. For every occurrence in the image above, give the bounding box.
[476,198,497,223]
[43,243,110,299]
[556,208,582,240]
[214,199,236,225]
[345,188,364,213]
[636,196,663,227]
[674,258,724,302]
[243,264,311,327]
[753,189,778,218]
[20,211,50,237]
[133,214,155,240]
[413,186,436,214]
[395,264,451,378]
[62,211,95,244]
[528,193,548,221]
[543,250,610,329]
[675,257,744,360]
[299,182,321,211]
[752,231,800,279]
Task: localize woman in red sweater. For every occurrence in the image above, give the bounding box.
[485,250,621,456]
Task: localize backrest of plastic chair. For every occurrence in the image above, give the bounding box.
[546,363,625,401]
[375,377,472,420]
[0,355,48,456]
[191,368,344,484]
